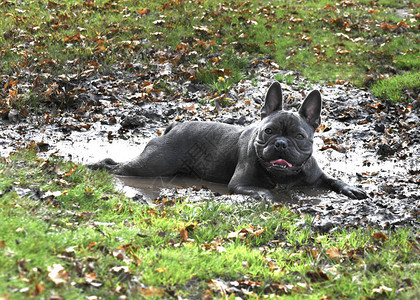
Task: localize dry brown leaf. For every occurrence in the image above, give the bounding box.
[141,286,165,297]
[154,267,167,273]
[30,283,43,297]
[47,264,69,285]
[326,247,342,260]
[179,229,188,242]
[372,231,389,242]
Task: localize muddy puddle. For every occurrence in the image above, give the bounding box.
[1,66,418,232]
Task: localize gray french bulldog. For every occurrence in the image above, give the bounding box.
[90,82,367,201]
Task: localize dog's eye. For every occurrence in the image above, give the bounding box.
[264,128,273,135]
[296,133,305,140]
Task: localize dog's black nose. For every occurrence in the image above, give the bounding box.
[274,138,288,150]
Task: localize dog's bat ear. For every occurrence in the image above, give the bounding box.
[261,81,283,119]
[299,90,322,129]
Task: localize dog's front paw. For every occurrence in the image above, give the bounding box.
[341,184,368,200]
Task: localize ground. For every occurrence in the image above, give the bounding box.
[0,63,418,231]
[0,1,419,298]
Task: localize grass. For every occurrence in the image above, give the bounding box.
[372,71,420,103]
[0,1,419,298]
[1,149,419,298]
[0,0,419,115]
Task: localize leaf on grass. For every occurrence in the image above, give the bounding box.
[84,272,102,287]
[306,269,329,283]
[227,231,241,239]
[87,241,97,250]
[269,261,282,273]
[227,225,265,239]
[141,286,165,297]
[372,231,389,242]
[211,68,232,76]
[216,246,226,253]
[380,22,397,31]
[42,190,64,199]
[62,32,84,43]
[193,25,211,34]
[47,264,69,285]
[264,282,299,295]
[179,229,188,242]
[64,164,77,177]
[208,279,231,296]
[326,247,342,260]
[62,246,77,257]
[372,285,392,294]
[310,248,319,259]
[112,249,132,264]
[154,267,167,273]
[290,16,304,23]
[137,8,149,15]
[30,284,43,297]
[110,266,130,274]
[336,49,352,55]
[84,272,97,283]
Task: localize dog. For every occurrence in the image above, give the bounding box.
[89,82,367,201]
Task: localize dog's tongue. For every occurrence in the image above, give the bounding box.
[270,159,293,168]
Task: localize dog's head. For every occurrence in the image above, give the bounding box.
[254,81,321,176]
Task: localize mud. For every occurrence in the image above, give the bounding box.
[0,63,418,232]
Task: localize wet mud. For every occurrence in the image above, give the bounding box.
[1,64,418,232]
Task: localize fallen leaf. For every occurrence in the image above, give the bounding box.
[64,164,77,177]
[264,282,297,295]
[227,231,240,239]
[47,264,69,285]
[84,272,97,283]
[87,241,97,249]
[216,246,226,253]
[42,190,63,199]
[179,229,188,242]
[208,279,230,296]
[137,8,149,15]
[310,248,319,259]
[306,269,329,283]
[372,232,389,242]
[336,49,352,55]
[110,266,130,273]
[141,286,165,297]
[326,247,342,260]
[112,249,132,264]
[30,284,43,297]
[372,285,392,294]
[193,25,211,34]
[154,267,167,273]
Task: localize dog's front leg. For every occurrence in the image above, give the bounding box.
[318,174,368,199]
[228,182,276,203]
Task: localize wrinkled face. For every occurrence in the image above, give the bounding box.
[254,110,315,176]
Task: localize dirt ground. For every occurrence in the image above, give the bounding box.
[1,63,418,232]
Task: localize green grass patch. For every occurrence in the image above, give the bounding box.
[371,72,420,103]
[1,0,419,112]
[0,150,419,298]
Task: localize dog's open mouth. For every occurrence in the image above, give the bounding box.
[270,158,293,169]
[263,158,303,173]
